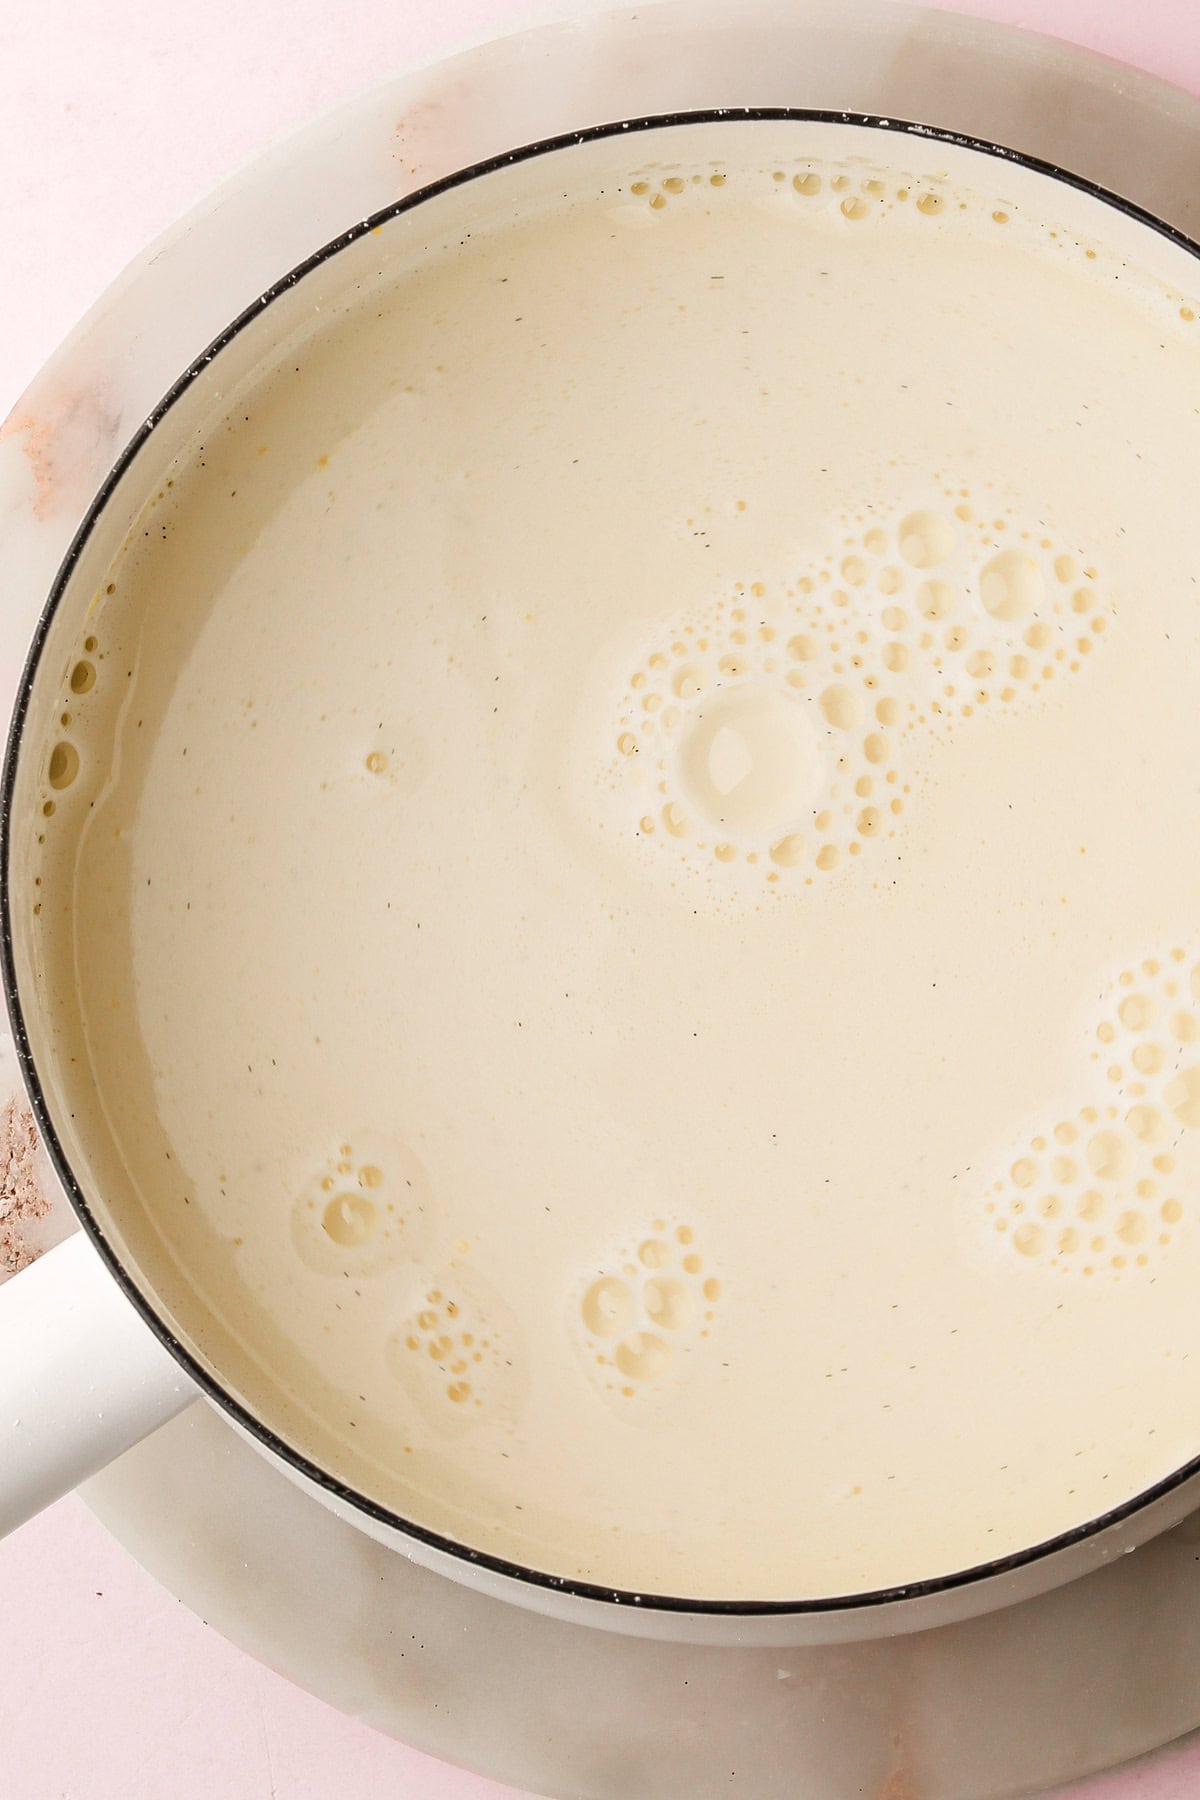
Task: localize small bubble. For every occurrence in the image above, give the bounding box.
[899,511,955,569]
[615,1332,672,1381]
[816,844,839,871]
[1164,1065,1200,1128]
[769,833,805,868]
[1013,1221,1044,1257]
[583,1276,633,1339]
[69,661,96,695]
[916,579,954,619]
[639,1238,670,1269]
[644,1277,696,1331]
[980,550,1044,621]
[1086,1130,1132,1181]
[673,664,705,700]
[1162,1198,1184,1224]
[1132,1042,1165,1074]
[617,732,637,756]
[1119,993,1155,1031]
[322,1192,377,1246]
[793,172,821,195]
[662,176,685,194]
[819,683,862,730]
[365,749,388,775]
[662,801,688,837]
[703,1277,722,1302]
[916,192,946,216]
[1126,1104,1165,1143]
[48,742,80,791]
[840,195,870,221]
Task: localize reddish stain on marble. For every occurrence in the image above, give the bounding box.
[875,1728,921,1800]
[2,387,124,524]
[0,1096,49,1274]
[876,1773,920,1800]
[393,98,449,186]
[1,408,57,520]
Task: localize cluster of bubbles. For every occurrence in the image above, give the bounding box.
[386,1264,520,1429]
[290,1131,426,1276]
[624,160,957,225]
[608,485,1107,892]
[985,949,1200,1278]
[34,628,101,863]
[577,1219,722,1403]
[622,153,1199,329]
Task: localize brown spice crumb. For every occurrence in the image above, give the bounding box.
[0,1098,49,1275]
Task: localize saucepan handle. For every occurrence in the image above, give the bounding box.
[0,1232,197,1537]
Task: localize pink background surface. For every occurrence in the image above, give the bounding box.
[3,2,1200,1795]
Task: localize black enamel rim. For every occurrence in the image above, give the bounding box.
[6,107,1200,1620]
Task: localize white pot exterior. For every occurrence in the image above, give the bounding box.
[5,0,1200,1663]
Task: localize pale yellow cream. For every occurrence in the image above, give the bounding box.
[24,121,1200,1598]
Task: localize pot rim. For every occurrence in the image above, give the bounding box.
[6,104,1200,1621]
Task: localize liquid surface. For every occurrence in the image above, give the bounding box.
[26,123,1200,1599]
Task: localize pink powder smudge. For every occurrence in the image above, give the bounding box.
[0,1097,50,1275]
[0,408,57,521]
